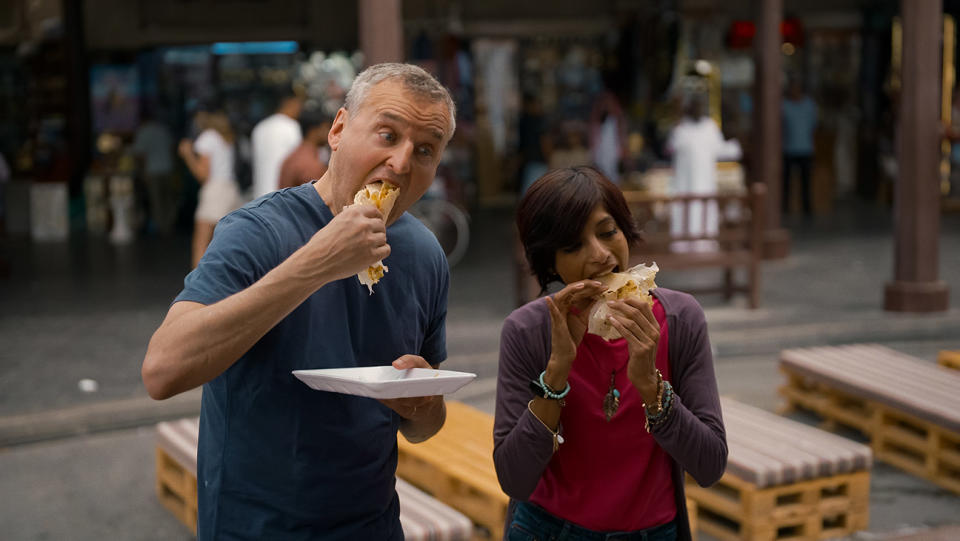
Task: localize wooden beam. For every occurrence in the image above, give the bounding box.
[753,0,790,259]
[884,0,949,312]
[359,0,403,66]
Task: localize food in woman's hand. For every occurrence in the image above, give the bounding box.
[587,263,659,340]
[351,181,399,294]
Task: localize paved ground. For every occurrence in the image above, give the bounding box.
[1,198,959,540]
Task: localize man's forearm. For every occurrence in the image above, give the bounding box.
[400,397,446,443]
[142,246,335,399]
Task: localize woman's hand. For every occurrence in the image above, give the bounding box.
[606,297,661,405]
[543,280,604,389]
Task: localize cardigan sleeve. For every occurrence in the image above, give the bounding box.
[650,291,728,487]
[492,302,558,501]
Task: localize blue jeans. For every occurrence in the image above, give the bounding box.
[507,501,678,541]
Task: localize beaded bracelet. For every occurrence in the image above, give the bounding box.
[537,371,571,400]
[641,369,665,416]
[645,381,675,433]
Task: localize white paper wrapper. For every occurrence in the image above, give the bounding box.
[350,182,399,294]
[587,262,659,341]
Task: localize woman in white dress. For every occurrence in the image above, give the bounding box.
[665,97,741,252]
[178,110,244,267]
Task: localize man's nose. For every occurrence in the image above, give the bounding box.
[387,140,413,175]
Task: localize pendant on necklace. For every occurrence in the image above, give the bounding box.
[602,370,621,421]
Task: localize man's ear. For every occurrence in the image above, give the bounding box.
[327,108,348,151]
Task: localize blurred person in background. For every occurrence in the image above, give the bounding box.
[132,106,178,234]
[277,109,332,189]
[548,121,592,171]
[178,108,244,267]
[589,90,628,184]
[781,80,818,216]
[251,87,303,198]
[0,150,9,234]
[495,167,726,541]
[0,150,7,276]
[142,63,456,540]
[942,88,960,197]
[517,93,551,194]
[665,95,741,252]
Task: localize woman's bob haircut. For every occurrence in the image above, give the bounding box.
[516,166,641,292]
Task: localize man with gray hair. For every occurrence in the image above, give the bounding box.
[142,63,456,539]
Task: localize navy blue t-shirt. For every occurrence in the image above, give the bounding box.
[174,183,449,540]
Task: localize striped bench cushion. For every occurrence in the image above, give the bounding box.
[780,344,960,433]
[722,397,872,488]
[155,418,473,541]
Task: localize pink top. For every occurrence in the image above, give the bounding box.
[528,299,676,531]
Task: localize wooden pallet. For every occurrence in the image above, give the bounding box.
[686,397,872,541]
[779,345,960,495]
[155,418,474,540]
[778,370,876,435]
[687,471,869,541]
[781,372,960,495]
[938,350,960,371]
[873,407,960,495]
[397,401,509,539]
[156,445,197,535]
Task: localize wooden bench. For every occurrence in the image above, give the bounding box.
[779,344,960,495]
[155,417,474,540]
[622,183,766,308]
[688,397,872,541]
[397,401,509,539]
[938,350,960,371]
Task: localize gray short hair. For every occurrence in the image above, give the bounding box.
[344,63,456,138]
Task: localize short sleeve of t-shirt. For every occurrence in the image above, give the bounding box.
[175,208,280,305]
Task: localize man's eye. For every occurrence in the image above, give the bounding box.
[417,145,434,158]
[379,132,396,143]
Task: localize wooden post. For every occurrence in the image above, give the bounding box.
[753,0,790,259]
[358,0,404,66]
[884,0,950,312]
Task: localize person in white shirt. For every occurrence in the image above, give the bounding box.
[178,109,244,267]
[665,96,742,252]
[251,89,304,199]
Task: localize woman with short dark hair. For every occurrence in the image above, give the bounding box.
[494,166,727,541]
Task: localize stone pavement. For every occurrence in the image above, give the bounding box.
[1,199,958,540]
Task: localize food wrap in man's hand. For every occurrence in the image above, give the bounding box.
[350,182,399,294]
[587,262,659,341]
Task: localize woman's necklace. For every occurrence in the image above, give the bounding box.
[583,336,628,422]
[602,370,622,421]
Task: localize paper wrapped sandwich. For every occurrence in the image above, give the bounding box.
[350,181,400,294]
[587,262,659,341]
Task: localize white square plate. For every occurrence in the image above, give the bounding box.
[292,366,477,399]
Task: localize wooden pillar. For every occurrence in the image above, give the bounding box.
[884,0,950,312]
[753,0,791,259]
[358,0,403,66]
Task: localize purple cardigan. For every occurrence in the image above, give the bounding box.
[493,288,727,541]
